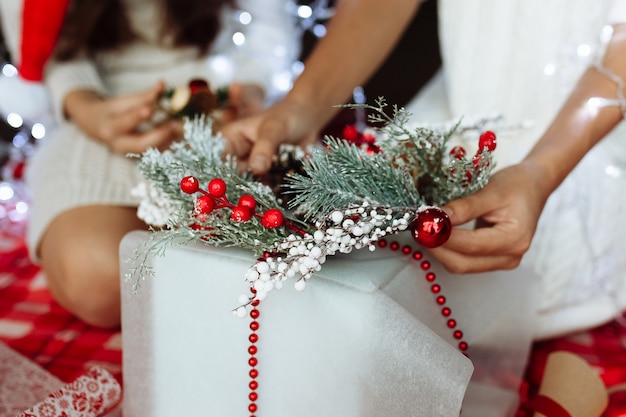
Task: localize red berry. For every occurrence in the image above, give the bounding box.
[449,146,466,160]
[238,195,257,212]
[361,132,376,144]
[231,206,252,222]
[478,130,497,152]
[342,124,360,142]
[261,208,284,229]
[180,176,200,194]
[194,195,215,214]
[208,178,227,197]
[189,78,209,93]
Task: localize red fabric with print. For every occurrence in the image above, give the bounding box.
[0,235,121,384]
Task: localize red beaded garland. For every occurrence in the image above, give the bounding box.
[421,261,431,270]
[436,296,446,305]
[248,404,257,413]
[249,334,258,343]
[248,345,257,355]
[447,319,457,328]
[250,309,260,319]
[442,307,451,317]
[426,272,436,281]
[453,330,463,339]
[250,321,259,331]
[250,369,258,378]
[431,284,441,294]
[180,175,200,194]
[378,239,387,248]
[208,178,227,197]
[412,251,422,260]
[390,241,400,251]
[248,357,258,367]
[458,342,469,351]
[249,392,258,402]
[402,245,411,254]
[249,381,258,390]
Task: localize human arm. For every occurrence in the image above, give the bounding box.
[221,0,422,174]
[429,24,626,274]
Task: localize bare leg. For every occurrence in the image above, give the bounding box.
[38,205,148,328]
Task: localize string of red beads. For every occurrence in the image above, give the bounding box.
[378,238,469,353]
[248,290,260,417]
[245,238,469,416]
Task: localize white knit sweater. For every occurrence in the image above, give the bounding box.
[18,0,299,257]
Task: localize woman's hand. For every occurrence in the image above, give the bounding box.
[220,97,319,173]
[429,160,552,274]
[63,81,182,154]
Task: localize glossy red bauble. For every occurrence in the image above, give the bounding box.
[410,207,452,248]
[189,78,209,93]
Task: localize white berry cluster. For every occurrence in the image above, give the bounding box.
[233,202,415,317]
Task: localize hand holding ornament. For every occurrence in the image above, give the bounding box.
[64,80,182,154]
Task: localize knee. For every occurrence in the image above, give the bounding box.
[45,245,122,328]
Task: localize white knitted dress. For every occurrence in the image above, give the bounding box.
[21,0,299,259]
[406,0,626,338]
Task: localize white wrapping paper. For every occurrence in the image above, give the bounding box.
[120,230,538,417]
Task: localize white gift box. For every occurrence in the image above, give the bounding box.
[120,231,538,417]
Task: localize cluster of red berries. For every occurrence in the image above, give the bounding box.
[448,130,497,181]
[341,124,381,154]
[180,176,285,229]
[449,130,497,162]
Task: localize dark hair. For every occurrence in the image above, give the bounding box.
[54,0,235,61]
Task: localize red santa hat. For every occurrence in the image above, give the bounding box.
[18,0,70,81]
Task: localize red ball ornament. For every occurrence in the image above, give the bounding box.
[238,195,257,212]
[478,130,497,152]
[194,195,215,215]
[261,209,284,229]
[410,207,452,248]
[180,176,200,194]
[208,178,227,197]
[189,78,209,93]
[231,206,252,222]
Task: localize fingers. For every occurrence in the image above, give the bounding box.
[429,243,522,274]
[248,118,288,174]
[108,120,181,154]
[442,186,502,227]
